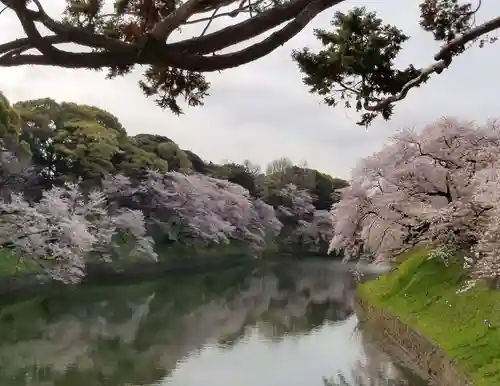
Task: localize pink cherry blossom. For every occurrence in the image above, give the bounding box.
[329,118,500,277]
[103,171,283,249]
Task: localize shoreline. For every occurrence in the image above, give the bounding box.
[357,247,500,386]
[0,251,340,298]
[355,295,472,386]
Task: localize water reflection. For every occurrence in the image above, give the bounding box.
[0,260,428,386]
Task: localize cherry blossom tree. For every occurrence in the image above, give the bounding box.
[275,183,315,221]
[464,166,500,285]
[0,183,156,284]
[327,116,500,287]
[271,183,339,254]
[103,170,283,249]
[329,118,500,262]
[295,210,334,253]
[328,180,376,260]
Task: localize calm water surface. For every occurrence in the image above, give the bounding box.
[0,260,429,386]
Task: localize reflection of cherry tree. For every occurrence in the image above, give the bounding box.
[324,368,407,386]
[0,289,159,383]
[169,263,356,349]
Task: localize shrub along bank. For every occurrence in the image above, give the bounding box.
[358,247,500,386]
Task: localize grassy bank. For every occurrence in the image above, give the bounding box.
[0,249,39,277]
[358,248,500,386]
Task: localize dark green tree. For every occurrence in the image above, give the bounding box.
[0,93,32,193]
[134,134,192,171]
[211,162,261,196]
[0,92,30,158]
[15,98,126,183]
[313,172,348,210]
[293,2,498,126]
[184,150,209,173]
[112,137,169,180]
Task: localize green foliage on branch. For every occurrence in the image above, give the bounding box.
[293,1,498,125]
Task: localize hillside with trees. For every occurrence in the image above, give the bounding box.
[0,92,347,284]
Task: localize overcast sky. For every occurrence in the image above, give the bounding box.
[0,1,499,179]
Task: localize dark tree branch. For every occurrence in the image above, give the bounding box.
[199,8,220,37]
[169,0,339,54]
[365,14,500,112]
[184,0,262,27]
[150,0,208,41]
[6,0,64,58]
[0,0,338,72]
[0,0,344,72]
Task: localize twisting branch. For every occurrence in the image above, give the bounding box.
[364,14,500,112]
[0,0,344,72]
[5,0,63,58]
[0,0,345,72]
[168,0,332,54]
[150,0,208,41]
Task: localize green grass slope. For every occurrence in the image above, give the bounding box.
[0,249,39,277]
[358,248,500,386]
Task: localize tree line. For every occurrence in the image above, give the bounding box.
[0,92,347,283]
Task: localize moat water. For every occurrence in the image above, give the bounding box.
[0,260,429,386]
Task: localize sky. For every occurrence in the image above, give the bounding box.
[0,1,499,180]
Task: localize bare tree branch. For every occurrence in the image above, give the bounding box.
[5,0,64,58]
[199,8,220,37]
[0,35,68,57]
[183,0,267,27]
